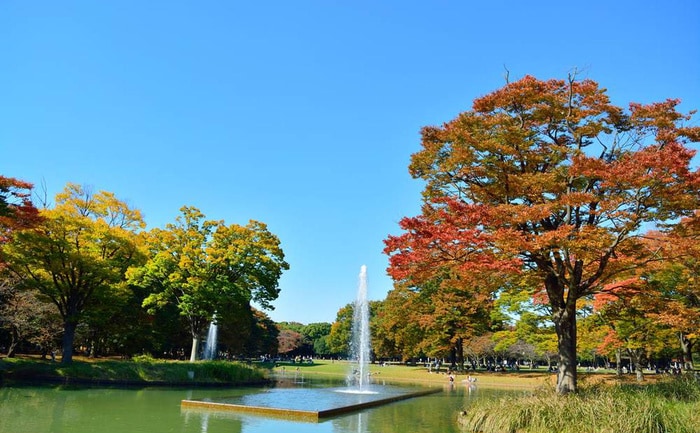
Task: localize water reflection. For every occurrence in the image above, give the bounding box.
[0,379,517,433]
[200,413,209,433]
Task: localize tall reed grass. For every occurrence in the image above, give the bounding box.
[458,376,700,433]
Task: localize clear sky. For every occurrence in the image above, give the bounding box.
[2,1,699,324]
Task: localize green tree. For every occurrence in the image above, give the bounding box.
[327,301,382,359]
[304,322,332,357]
[1,184,145,363]
[277,321,306,335]
[385,75,700,393]
[373,286,425,361]
[327,304,354,357]
[77,279,153,358]
[128,206,288,362]
[495,290,565,368]
[247,309,279,357]
[514,311,558,367]
[217,306,279,358]
[379,276,493,367]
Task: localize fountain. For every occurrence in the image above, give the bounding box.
[347,264,371,391]
[202,315,218,360]
[181,266,440,421]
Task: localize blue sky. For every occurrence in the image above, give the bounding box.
[2,1,699,324]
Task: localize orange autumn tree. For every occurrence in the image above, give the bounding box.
[643,219,700,370]
[376,277,493,367]
[592,280,674,382]
[0,175,41,247]
[384,74,700,394]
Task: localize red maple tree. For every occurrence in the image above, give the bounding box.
[0,175,41,246]
[384,75,700,393]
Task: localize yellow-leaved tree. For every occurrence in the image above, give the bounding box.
[2,183,145,363]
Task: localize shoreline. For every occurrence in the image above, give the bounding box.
[0,355,270,388]
[1,356,669,390]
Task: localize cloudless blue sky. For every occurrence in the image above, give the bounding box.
[2,1,698,324]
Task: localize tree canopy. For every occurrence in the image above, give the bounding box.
[128,206,289,361]
[1,183,145,363]
[384,74,700,393]
[0,175,40,247]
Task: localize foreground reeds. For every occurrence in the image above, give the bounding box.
[458,375,700,433]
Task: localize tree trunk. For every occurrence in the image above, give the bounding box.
[61,320,77,364]
[553,303,577,394]
[189,335,200,362]
[89,339,96,358]
[628,348,645,382]
[615,349,623,376]
[6,341,18,358]
[6,327,20,357]
[457,337,464,371]
[452,337,464,371]
[679,332,694,371]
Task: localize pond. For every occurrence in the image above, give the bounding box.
[0,376,519,433]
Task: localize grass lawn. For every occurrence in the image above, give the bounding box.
[270,359,675,390]
[272,359,560,389]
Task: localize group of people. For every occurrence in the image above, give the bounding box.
[445,369,478,385]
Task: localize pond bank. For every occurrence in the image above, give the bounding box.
[0,356,268,387]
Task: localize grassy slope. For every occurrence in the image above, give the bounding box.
[0,356,267,385]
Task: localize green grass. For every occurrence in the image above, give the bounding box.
[270,360,554,388]
[458,375,700,433]
[0,356,267,386]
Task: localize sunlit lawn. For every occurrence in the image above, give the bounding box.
[272,359,667,390]
[272,359,559,388]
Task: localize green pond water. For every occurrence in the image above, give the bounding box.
[0,377,518,433]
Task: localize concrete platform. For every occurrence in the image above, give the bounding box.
[181,387,441,422]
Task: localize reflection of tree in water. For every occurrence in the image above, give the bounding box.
[200,412,209,433]
[2,387,248,433]
[331,412,367,433]
[181,406,244,433]
[49,390,67,433]
[3,385,517,433]
[0,387,64,432]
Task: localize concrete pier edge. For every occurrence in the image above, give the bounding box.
[181,387,442,422]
